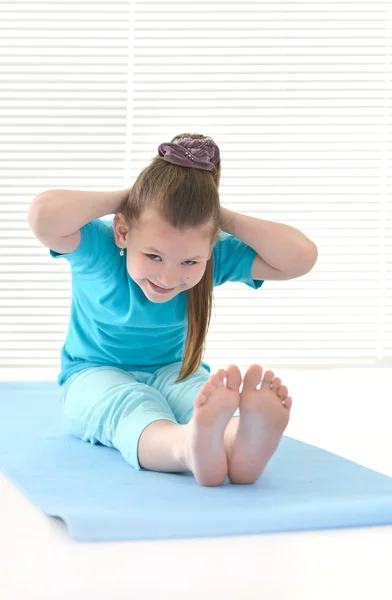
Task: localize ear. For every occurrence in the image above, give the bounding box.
[113,213,130,245]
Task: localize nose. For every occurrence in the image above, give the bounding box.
[158,278,181,289]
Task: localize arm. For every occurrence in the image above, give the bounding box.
[219,205,318,273]
[28,188,130,237]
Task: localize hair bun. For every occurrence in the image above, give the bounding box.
[158,136,220,171]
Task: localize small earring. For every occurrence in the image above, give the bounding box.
[120,248,124,256]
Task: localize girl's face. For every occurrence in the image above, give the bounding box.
[114,209,220,303]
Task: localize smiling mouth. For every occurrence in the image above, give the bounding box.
[148,280,177,292]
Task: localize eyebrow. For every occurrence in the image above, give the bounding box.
[143,247,204,260]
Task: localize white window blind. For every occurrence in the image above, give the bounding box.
[0,1,391,381]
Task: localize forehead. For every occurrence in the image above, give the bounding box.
[138,209,213,239]
[135,209,213,259]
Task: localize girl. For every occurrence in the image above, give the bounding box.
[28,132,296,487]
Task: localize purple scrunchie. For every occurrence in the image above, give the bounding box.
[158,135,220,171]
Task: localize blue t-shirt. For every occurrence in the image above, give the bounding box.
[49,217,264,386]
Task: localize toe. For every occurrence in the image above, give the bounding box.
[261,370,275,387]
[208,370,226,392]
[225,364,242,391]
[215,368,227,385]
[242,364,263,390]
[277,386,288,398]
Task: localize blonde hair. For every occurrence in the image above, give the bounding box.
[117,132,222,384]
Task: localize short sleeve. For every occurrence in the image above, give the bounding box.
[212,231,265,289]
[49,217,117,275]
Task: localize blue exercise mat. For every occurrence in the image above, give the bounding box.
[1,381,392,543]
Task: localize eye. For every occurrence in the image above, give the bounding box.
[146,254,197,266]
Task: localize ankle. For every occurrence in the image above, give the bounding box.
[173,422,191,471]
[224,416,239,462]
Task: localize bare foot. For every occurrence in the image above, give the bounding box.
[182,365,242,487]
[228,364,293,485]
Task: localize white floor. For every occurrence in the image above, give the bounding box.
[1,367,392,600]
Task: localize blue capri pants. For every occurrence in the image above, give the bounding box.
[59,361,240,471]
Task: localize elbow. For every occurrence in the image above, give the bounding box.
[301,242,318,272]
[28,197,42,227]
[28,194,49,230]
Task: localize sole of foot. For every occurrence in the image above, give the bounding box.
[228,364,292,485]
[183,365,242,487]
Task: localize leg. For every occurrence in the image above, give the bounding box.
[150,364,243,486]
[137,420,188,473]
[60,364,240,485]
[153,361,241,465]
[138,390,240,485]
[138,370,291,480]
[59,366,179,472]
